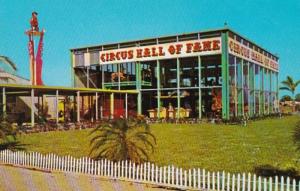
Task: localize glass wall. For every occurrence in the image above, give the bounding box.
[179,57,199,88]
[160,59,177,88]
[73,51,278,120]
[227,54,279,118]
[229,55,237,117]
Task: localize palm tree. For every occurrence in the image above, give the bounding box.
[0,56,17,83]
[89,117,156,163]
[0,56,17,71]
[280,76,300,112]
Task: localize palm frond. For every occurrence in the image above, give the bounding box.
[0,56,17,71]
[295,80,300,87]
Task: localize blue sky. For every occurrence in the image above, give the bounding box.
[0,0,300,95]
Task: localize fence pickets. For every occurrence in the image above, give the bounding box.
[0,149,298,191]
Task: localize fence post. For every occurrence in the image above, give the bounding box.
[258,176,262,191]
[136,165,140,181]
[264,178,267,191]
[120,160,123,178]
[118,161,121,178]
[144,163,147,182]
[246,173,250,191]
[197,169,201,190]
[287,177,290,191]
[184,170,187,188]
[193,169,196,188]
[269,177,273,191]
[207,171,210,190]
[180,168,183,187]
[280,176,284,191]
[253,174,257,191]
[125,160,127,178]
[151,164,154,182]
[147,162,150,182]
[159,167,163,184]
[208,171,211,191]
[237,174,241,191]
[243,173,246,191]
[163,166,166,184]
[132,162,135,180]
[203,169,206,190]
[104,159,107,176]
[227,173,231,191]
[176,168,179,186]
[293,179,296,191]
[232,174,235,191]
[114,162,117,178]
[189,169,192,188]
[222,171,225,191]
[129,161,132,179]
[217,171,220,191]
[167,166,171,185]
[275,176,278,191]
[97,160,100,176]
[212,172,215,191]
[155,166,158,184]
[100,159,103,176]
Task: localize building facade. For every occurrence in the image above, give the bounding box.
[70,28,279,120]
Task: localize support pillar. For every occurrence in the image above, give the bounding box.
[95,92,98,121]
[136,62,142,115]
[241,59,244,117]
[276,72,279,112]
[125,93,128,119]
[221,31,230,120]
[110,93,114,119]
[2,87,6,118]
[31,89,35,127]
[198,56,202,119]
[76,91,80,122]
[55,90,59,124]
[176,58,180,119]
[86,67,90,88]
[156,60,161,118]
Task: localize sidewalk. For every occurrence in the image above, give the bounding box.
[0,165,169,191]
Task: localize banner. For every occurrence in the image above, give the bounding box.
[228,38,279,72]
[36,32,44,85]
[98,37,222,64]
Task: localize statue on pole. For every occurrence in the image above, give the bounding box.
[26,11,45,85]
[30,11,39,32]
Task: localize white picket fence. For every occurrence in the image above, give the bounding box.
[0,150,299,191]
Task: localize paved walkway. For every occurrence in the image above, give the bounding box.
[0,165,169,191]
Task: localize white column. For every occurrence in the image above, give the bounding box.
[56,90,59,124]
[31,89,35,127]
[86,67,90,88]
[110,93,114,119]
[2,87,6,117]
[77,91,80,122]
[125,93,128,119]
[95,92,98,121]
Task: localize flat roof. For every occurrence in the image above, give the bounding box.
[70,27,278,60]
[0,84,138,96]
